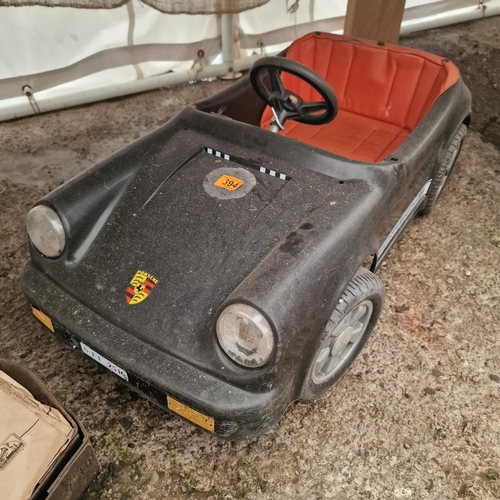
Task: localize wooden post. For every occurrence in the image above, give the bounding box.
[344,0,406,44]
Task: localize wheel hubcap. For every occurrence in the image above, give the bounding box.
[330,326,353,357]
[312,300,373,385]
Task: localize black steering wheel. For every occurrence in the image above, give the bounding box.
[250,56,339,130]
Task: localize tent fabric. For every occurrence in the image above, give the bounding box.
[141,0,270,14]
[0,0,270,13]
[0,0,127,6]
[0,0,482,115]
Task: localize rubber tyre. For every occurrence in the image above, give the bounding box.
[419,123,467,216]
[299,268,385,402]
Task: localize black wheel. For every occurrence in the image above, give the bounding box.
[300,269,385,401]
[419,123,467,216]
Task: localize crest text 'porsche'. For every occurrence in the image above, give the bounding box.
[126,270,158,305]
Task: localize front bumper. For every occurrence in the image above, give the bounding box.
[21,261,289,440]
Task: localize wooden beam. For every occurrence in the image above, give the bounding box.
[344,0,406,44]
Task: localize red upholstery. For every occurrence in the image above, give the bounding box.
[261,33,459,162]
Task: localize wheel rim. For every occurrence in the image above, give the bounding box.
[312,300,373,385]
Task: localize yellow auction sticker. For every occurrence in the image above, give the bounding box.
[214,174,245,191]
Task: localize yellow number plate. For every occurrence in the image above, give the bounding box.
[167,396,215,433]
[214,174,244,191]
[31,307,54,332]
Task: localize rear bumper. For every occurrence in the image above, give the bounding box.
[21,261,289,440]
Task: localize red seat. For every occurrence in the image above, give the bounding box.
[261,33,459,162]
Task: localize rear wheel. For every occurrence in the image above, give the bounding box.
[420,123,467,216]
[300,269,385,401]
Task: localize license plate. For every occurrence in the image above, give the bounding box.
[80,342,129,382]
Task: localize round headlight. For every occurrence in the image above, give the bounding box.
[216,304,274,368]
[27,205,66,258]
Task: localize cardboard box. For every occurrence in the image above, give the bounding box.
[0,359,100,500]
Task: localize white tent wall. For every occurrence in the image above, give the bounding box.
[0,2,221,98]
[0,0,498,121]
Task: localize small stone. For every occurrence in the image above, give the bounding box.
[465,270,471,277]
[424,387,436,396]
[447,278,453,284]
[394,303,410,313]
[432,368,444,377]
[110,462,125,478]
[490,374,500,383]
[118,416,132,429]
[486,468,499,480]
[236,447,249,458]
[150,470,160,485]
[458,482,474,497]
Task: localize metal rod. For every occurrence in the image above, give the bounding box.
[221,14,235,70]
[400,2,500,34]
[0,54,271,122]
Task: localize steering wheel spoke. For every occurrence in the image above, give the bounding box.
[301,101,328,114]
[268,69,285,94]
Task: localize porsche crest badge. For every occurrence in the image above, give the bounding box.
[126,270,158,305]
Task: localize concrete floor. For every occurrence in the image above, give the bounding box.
[1,16,500,500]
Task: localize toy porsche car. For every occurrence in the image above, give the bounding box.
[22,32,471,440]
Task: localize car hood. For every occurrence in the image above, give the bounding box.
[32,109,379,374]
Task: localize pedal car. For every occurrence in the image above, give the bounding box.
[22,33,471,440]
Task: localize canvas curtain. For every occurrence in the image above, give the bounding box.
[0,0,270,14]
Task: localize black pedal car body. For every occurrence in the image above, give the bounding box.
[22,33,471,440]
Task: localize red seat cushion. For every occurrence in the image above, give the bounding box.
[280,109,411,162]
[261,33,459,162]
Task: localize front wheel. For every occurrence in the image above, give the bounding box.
[419,123,467,216]
[299,268,385,401]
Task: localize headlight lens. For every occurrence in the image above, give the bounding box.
[27,205,66,257]
[216,303,274,368]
